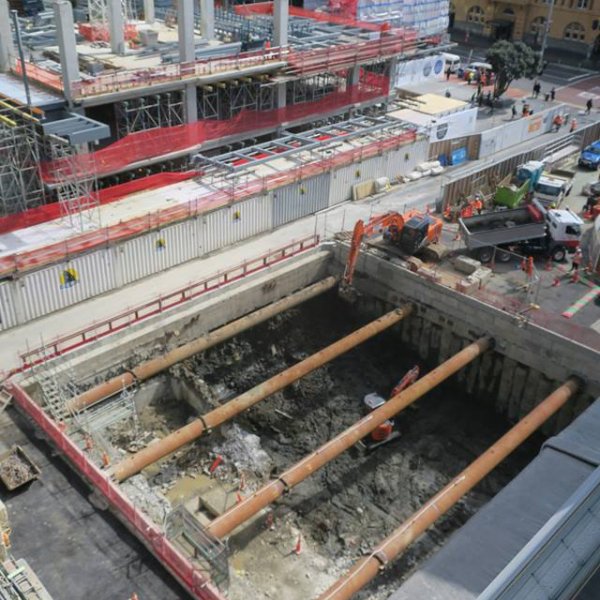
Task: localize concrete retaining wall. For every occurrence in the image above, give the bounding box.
[28,249,333,390]
[330,244,598,432]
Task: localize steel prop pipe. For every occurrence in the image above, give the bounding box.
[112,306,412,482]
[317,377,580,600]
[206,337,491,539]
[67,277,338,413]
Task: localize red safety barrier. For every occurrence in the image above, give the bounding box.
[0,172,198,235]
[5,381,225,600]
[0,127,414,279]
[18,234,321,370]
[41,76,389,183]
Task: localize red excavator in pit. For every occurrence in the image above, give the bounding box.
[343,210,443,285]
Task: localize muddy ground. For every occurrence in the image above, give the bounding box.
[125,291,545,599]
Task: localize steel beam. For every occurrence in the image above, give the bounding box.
[112,306,412,481]
[206,337,492,539]
[317,378,580,600]
[67,277,338,413]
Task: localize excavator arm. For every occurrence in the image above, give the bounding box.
[343,213,408,285]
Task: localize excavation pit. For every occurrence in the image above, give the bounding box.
[95,293,548,600]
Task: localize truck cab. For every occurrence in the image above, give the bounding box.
[533,173,573,207]
[544,206,582,250]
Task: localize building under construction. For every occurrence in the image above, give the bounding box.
[0,1,600,600]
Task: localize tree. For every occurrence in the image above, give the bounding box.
[486,40,539,99]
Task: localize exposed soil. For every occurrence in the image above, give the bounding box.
[124,292,545,599]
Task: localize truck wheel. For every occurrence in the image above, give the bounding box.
[497,250,512,262]
[478,248,493,263]
[551,247,566,262]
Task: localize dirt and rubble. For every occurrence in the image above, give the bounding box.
[110,293,545,599]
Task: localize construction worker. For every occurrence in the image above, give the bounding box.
[473,196,484,215]
[552,114,564,132]
[570,117,577,133]
[570,248,583,273]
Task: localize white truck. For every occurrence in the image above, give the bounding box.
[534,171,574,207]
[459,199,582,263]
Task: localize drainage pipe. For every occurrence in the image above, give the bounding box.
[113,305,412,482]
[317,377,580,600]
[67,277,338,413]
[206,336,491,539]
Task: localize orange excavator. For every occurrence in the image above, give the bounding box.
[344,210,443,285]
[363,366,420,450]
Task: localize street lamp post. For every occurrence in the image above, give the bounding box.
[538,0,555,73]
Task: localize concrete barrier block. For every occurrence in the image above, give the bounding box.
[406,257,422,272]
[453,255,482,275]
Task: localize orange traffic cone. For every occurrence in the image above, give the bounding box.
[294,534,302,555]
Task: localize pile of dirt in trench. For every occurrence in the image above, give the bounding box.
[167,293,544,598]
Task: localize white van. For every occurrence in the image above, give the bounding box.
[442,53,461,73]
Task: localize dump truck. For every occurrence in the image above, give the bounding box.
[459,199,582,263]
[493,161,573,209]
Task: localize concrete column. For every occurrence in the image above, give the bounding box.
[178,0,197,123]
[200,0,215,41]
[107,0,125,55]
[0,0,14,73]
[53,1,80,103]
[178,0,195,63]
[143,0,155,24]
[273,0,288,48]
[349,65,360,86]
[184,82,198,123]
[276,82,286,109]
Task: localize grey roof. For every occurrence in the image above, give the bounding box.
[388,399,600,600]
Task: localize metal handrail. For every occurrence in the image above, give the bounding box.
[18,234,320,370]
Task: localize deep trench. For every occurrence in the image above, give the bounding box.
[138,291,546,598]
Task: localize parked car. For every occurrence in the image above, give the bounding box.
[579,141,600,169]
[457,61,493,82]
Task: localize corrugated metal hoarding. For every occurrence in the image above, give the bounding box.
[119,219,199,285]
[0,281,18,331]
[19,249,116,321]
[273,174,330,227]
[202,193,273,254]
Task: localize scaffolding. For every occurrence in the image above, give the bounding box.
[46,134,101,231]
[0,98,45,217]
[115,91,185,137]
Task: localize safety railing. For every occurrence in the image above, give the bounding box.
[5,380,225,600]
[69,46,289,99]
[0,129,415,279]
[18,234,321,370]
[19,30,413,99]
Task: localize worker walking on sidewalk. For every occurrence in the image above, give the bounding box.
[570,248,583,273]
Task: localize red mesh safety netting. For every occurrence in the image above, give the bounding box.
[41,77,389,183]
[0,172,196,235]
